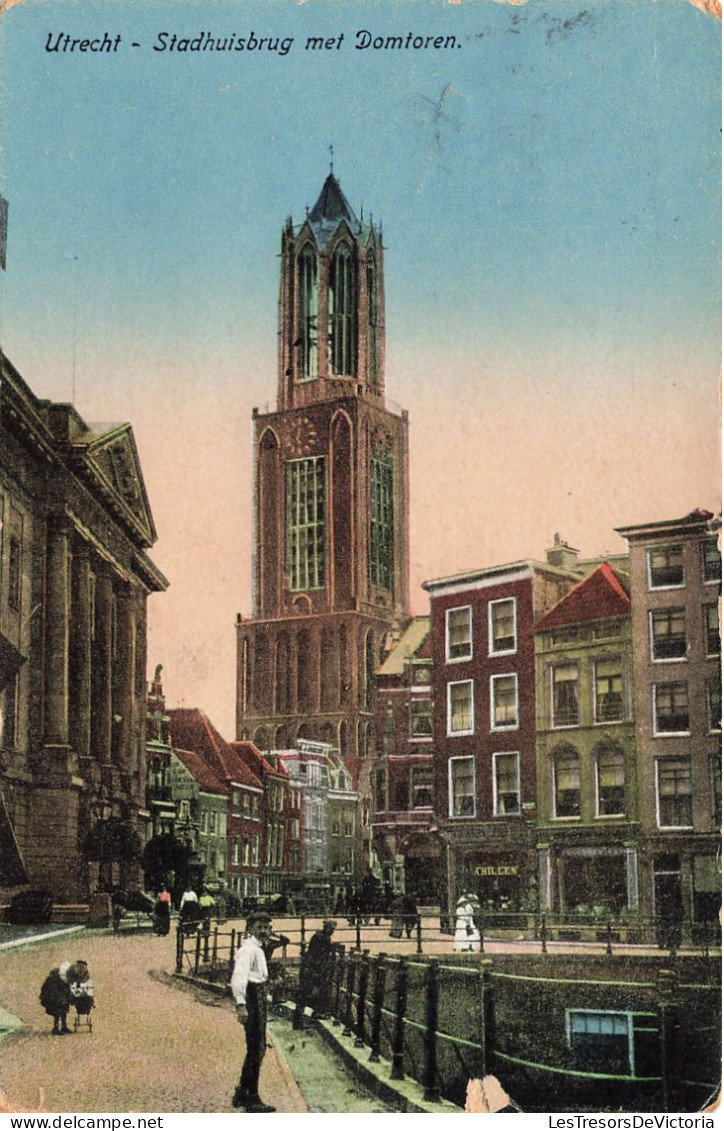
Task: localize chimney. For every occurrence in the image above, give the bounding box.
[546,533,580,572]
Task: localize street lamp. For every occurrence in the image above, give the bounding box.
[95,785,113,892]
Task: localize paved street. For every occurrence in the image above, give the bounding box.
[0,931,308,1114]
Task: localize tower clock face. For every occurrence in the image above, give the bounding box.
[415,668,430,683]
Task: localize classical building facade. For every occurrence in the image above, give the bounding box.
[0,351,167,899]
[371,616,441,901]
[235,172,411,860]
[534,563,639,920]
[616,509,721,942]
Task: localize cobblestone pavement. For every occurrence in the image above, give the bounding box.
[0,931,308,1114]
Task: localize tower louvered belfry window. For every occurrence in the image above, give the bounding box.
[370,453,394,589]
[285,456,326,591]
[367,253,379,388]
[297,246,318,379]
[329,243,356,375]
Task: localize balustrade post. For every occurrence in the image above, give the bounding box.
[356,915,362,951]
[369,954,386,1063]
[390,958,408,1081]
[229,928,237,972]
[332,944,345,1027]
[175,923,183,974]
[355,950,370,1047]
[342,953,355,1037]
[293,942,307,1031]
[416,914,422,955]
[658,967,679,1113]
[211,927,218,974]
[605,919,613,956]
[194,929,202,975]
[540,913,548,954]
[423,959,440,1102]
[478,961,495,1079]
[300,914,306,946]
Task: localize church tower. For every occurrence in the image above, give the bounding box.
[236,172,410,810]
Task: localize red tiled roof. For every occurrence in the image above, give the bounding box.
[535,563,630,631]
[168,708,262,791]
[230,741,288,780]
[172,747,227,795]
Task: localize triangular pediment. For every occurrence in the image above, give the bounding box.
[77,423,157,546]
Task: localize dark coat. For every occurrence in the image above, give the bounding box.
[39,968,71,1018]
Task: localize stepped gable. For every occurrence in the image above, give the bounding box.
[535,563,630,632]
[230,740,289,780]
[168,708,262,791]
[172,745,227,795]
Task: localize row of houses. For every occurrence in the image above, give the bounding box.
[372,510,720,941]
[144,668,358,907]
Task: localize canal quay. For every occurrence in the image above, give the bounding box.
[0,917,720,1115]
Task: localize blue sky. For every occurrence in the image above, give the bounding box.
[1,0,720,735]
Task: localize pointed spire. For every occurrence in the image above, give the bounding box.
[308,172,359,229]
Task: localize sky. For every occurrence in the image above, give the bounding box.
[0,0,720,739]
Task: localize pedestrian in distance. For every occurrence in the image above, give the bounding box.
[300,919,336,1019]
[401,894,418,939]
[39,959,89,1035]
[454,892,481,952]
[198,886,215,937]
[230,911,276,1113]
[179,883,199,934]
[152,884,172,936]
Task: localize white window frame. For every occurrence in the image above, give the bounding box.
[649,607,687,663]
[652,681,690,736]
[447,679,475,736]
[655,756,694,830]
[448,755,476,819]
[445,605,473,662]
[704,603,720,658]
[492,751,521,816]
[594,748,626,818]
[593,657,625,724]
[702,537,722,585]
[410,764,434,810]
[647,544,685,590]
[490,673,519,731]
[566,1010,634,1077]
[551,663,580,729]
[488,597,517,656]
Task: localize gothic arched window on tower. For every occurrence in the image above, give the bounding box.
[370,453,394,590]
[367,253,379,388]
[285,456,326,591]
[329,243,356,376]
[297,246,318,379]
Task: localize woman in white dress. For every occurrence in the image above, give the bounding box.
[454,892,481,951]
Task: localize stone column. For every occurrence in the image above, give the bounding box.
[44,516,70,745]
[114,584,136,774]
[94,568,114,766]
[70,541,92,760]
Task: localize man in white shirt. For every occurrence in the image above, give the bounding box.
[230,911,276,1113]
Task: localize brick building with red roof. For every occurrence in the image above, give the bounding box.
[168,708,264,901]
[231,740,304,895]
